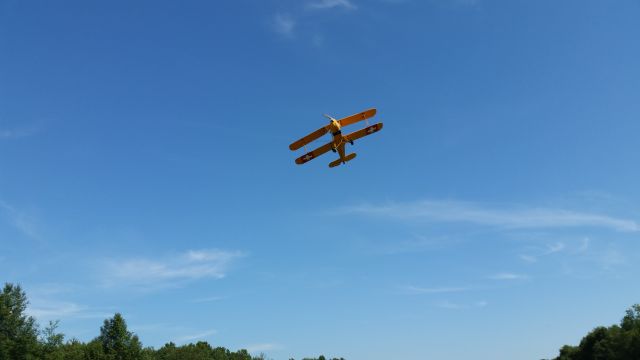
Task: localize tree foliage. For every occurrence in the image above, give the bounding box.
[98,312,142,359]
[0,283,346,360]
[0,283,40,359]
[6,281,640,360]
[553,304,640,360]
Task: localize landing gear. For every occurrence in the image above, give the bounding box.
[332,146,337,153]
[349,140,354,145]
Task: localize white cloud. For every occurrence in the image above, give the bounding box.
[307,0,357,10]
[129,323,168,333]
[600,249,626,270]
[437,300,463,309]
[27,300,111,321]
[273,13,295,37]
[103,249,244,288]
[453,0,479,5]
[244,343,283,353]
[0,200,40,240]
[520,238,587,263]
[488,272,529,281]
[546,242,565,254]
[437,300,487,310]
[0,125,39,139]
[176,329,217,343]
[519,254,538,263]
[27,301,85,320]
[312,34,324,48]
[31,283,74,295]
[344,200,640,232]
[373,235,443,255]
[190,295,225,303]
[403,285,470,294]
[578,237,590,252]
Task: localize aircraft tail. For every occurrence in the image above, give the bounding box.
[329,153,357,168]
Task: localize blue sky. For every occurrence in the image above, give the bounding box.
[1,0,640,359]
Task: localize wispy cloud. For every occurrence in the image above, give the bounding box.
[372,235,446,255]
[27,283,79,297]
[488,272,529,281]
[452,0,480,5]
[437,300,487,310]
[307,0,357,10]
[312,34,324,48]
[0,124,39,139]
[425,0,480,6]
[546,242,566,254]
[27,300,111,321]
[403,285,470,294]
[244,343,283,353]
[521,242,565,263]
[600,249,626,270]
[176,329,217,343]
[344,200,640,232]
[129,323,168,333]
[190,295,225,303]
[272,13,296,37]
[0,200,40,240]
[519,254,538,263]
[578,237,590,252]
[103,249,244,289]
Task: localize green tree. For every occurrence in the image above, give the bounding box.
[155,342,178,360]
[86,338,107,359]
[618,304,640,359]
[59,338,87,360]
[0,283,40,359]
[552,304,640,360]
[41,320,65,360]
[621,304,640,331]
[556,345,579,360]
[0,283,346,360]
[231,348,251,360]
[98,313,142,360]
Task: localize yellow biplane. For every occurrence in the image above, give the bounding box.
[289,108,383,168]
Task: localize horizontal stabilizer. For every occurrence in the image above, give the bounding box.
[329,153,356,168]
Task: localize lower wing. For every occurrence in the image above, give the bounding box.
[289,126,329,151]
[295,141,335,164]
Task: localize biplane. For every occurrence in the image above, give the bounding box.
[289,108,383,168]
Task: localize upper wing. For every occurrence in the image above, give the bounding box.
[337,108,377,128]
[344,122,384,142]
[289,126,329,151]
[295,141,334,165]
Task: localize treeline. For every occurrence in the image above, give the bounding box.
[551,304,640,360]
[0,283,344,360]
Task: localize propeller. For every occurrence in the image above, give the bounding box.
[323,114,337,122]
